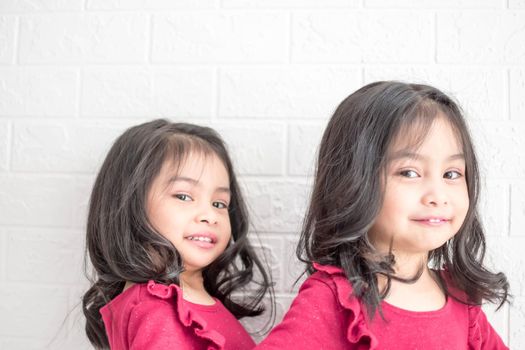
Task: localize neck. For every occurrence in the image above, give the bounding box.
[180,269,205,290]
[391,251,429,278]
[179,269,216,305]
[377,251,446,311]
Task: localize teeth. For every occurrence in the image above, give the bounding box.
[429,219,441,223]
[188,236,212,243]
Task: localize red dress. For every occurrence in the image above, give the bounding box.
[257,264,508,350]
[100,281,255,350]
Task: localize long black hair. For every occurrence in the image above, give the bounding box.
[298,81,509,316]
[82,119,273,349]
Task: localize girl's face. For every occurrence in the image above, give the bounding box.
[368,114,469,256]
[146,152,232,273]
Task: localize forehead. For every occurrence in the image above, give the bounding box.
[165,151,228,178]
[388,113,463,155]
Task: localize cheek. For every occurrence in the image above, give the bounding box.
[454,188,470,227]
[220,213,232,235]
[458,186,470,212]
[380,185,404,218]
[224,218,232,239]
[146,204,162,231]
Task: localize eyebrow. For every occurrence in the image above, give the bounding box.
[167,176,231,194]
[388,151,465,162]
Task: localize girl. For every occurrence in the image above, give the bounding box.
[82,119,272,350]
[257,81,510,349]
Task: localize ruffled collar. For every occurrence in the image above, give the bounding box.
[312,263,493,349]
[312,263,379,349]
[146,280,226,350]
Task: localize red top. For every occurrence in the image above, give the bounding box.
[257,264,508,350]
[100,280,256,350]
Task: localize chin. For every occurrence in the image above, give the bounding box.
[184,262,212,272]
[425,240,450,252]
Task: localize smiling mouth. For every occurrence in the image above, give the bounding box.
[187,236,213,243]
[425,218,448,223]
[184,233,218,247]
[413,218,450,225]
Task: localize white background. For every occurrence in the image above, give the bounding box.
[0,0,524,348]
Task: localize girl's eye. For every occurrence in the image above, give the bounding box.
[444,170,462,180]
[174,194,192,201]
[399,170,419,178]
[213,201,229,209]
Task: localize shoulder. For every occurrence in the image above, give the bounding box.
[430,270,508,349]
[104,282,187,337]
[101,281,182,320]
[128,281,181,320]
[265,264,377,349]
[304,263,357,310]
[102,281,227,350]
[467,305,509,349]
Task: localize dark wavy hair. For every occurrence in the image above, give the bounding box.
[82,119,273,349]
[298,81,509,316]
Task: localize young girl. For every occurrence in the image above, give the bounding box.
[82,119,272,350]
[257,81,510,349]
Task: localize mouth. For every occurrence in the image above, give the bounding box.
[187,236,214,243]
[184,233,217,248]
[412,217,451,226]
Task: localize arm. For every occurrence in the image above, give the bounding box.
[127,299,193,349]
[256,276,350,350]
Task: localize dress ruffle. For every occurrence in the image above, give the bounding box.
[441,274,485,350]
[312,263,379,349]
[467,304,483,350]
[146,280,226,350]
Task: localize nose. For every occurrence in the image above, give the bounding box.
[421,180,448,207]
[196,204,218,225]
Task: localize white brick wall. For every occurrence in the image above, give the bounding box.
[0,1,523,348]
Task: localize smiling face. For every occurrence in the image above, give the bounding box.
[368,113,470,256]
[146,152,232,273]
